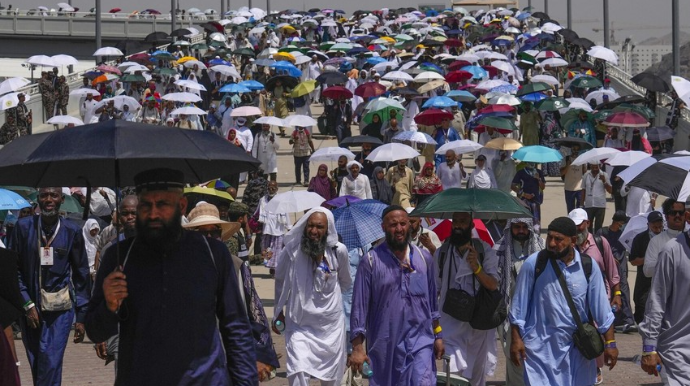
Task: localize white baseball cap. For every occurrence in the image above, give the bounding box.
[568,208,588,225]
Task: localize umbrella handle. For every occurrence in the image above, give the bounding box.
[82,178,92,221]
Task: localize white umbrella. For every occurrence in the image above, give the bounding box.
[254,116,285,126]
[309,147,356,162]
[618,157,658,183]
[475,79,510,91]
[585,89,621,105]
[185,27,201,37]
[0,77,30,95]
[530,75,559,86]
[559,98,593,113]
[230,16,248,24]
[209,32,227,42]
[265,190,326,213]
[540,58,569,67]
[619,213,651,252]
[175,80,207,91]
[107,95,141,111]
[210,65,241,79]
[184,60,207,70]
[283,115,317,127]
[26,55,57,67]
[605,150,651,167]
[170,106,208,115]
[417,80,447,94]
[456,53,480,63]
[366,143,419,162]
[488,52,509,61]
[162,92,202,103]
[46,115,83,126]
[257,47,278,59]
[392,131,437,145]
[435,140,483,155]
[57,2,75,11]
[571,147,621,166]
[0,92,31,111]
[587,46,619,65]
[490,60,515,75]
[69,88,100,97]
[382,71,413,82]
[541,22,562,33]
[231,106,262,117]
[373,61,399,73]
[294,56,311,65]
[489,94,522,106]
[93,47,124,56]
[414,71,445,82]
[51,54,78,66]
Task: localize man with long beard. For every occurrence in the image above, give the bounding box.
[273,208,351,386]
[85,168,258,385]
[509,217,618,385]
[433,212,499,386]
[350,205,444,385]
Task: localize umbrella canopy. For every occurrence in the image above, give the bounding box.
[422,96,458,109]
[382,71,414,82]
[162,92,202,103]
[332,199,388,250]
[605,150,651,167]
[355,82,387,99]
[325,195,362,208]
[93,47,123,56]
[392,131,437,145]
[290,80,317,98]
[0,77,30,95]
[484,137,523,151]
[409,188,532,220]
[446,90,477,102]
[627,157,690,201]
[646,126,675,142]
[551,137,594,149]
[414,108,453,126]
[0,188,31,210]
[516,82,551,96]
[253,116,285,127]
[603,111,650,128]
[316,71,349,85]
[219,84,252,94]
[230,106,262,117]
[0,92,31,111]
[366,143,419,162]
[283,115,317,127]
[535,97,569,111]
[183,186,234,202]
[170,106,207,116]
[570,76,602,89]
[435,140,483,155]
[619,213,650,252]
[587,46,618,65]
[46,115,84,126]
[309,147,356,162]
[512,145,563,163]
[0,120,260,187]
[264,190,326,213]
[322,86,354,99]
[479,116,518,131]
[631,72,670,93]
[237,80,265,91]
[265,75,299,92]
[145,31,171,43]
[571,147,621,166]
[340,135,383,147]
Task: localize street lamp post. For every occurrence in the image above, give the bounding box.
[567,0,571,30]
[603,0,610,47]
[544,0,548,16]
[171,0,177,33]
[672,0,680,75]
[95,0,102,64]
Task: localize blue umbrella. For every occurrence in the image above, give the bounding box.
[446,90,477,102]
[348,47,370,56]
[512,145,563,163]
[238,80,265,90]
[366,57,386,65]
[0,188,31,210]
[460,65,488,79]
[494,39,513,47]
[420,62,444,74]
[325,195,362,208]
[516,12,531,21]
[269,61,302,77]
[422,96,458,109]
[490,84,519,94]
[519,92,547,102]
[332,199,388,250]
[209,58,231,66]
[220,84,251,93]
[254,58,276,67]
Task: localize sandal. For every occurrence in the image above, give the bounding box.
[595,368,603,385]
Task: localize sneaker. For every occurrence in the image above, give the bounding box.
[294,182,302,186]
[303,182,309,187]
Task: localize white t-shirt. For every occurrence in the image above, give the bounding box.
[437,162,465,190]
[582,171,609,208]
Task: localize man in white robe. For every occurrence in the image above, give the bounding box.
[252,124,280,181]
[274,208,351,386]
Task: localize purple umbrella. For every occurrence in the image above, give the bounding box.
[325,195,362,208]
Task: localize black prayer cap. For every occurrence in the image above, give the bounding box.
[382,204,406,220]
[547,217,577,237]
[134,168,185,193]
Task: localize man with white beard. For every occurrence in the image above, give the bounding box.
[273,208,351,386]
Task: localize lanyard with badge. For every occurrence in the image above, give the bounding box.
[38,218,60,266]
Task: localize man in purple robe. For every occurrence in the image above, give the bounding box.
[349,205,444,386]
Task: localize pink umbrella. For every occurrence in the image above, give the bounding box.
[97,64,122,75]
[603,111,650,128]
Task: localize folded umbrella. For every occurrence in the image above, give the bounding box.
[409,188,532,220]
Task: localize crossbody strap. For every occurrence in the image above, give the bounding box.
[550,258,584,329]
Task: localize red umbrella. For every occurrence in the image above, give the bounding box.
[482,65,499,79]
[128,53,151,64]
[448,60,472,71]
[478,105,515,114]
[457,84,477,90]
[473,125,515,135]
[322,86,353,100]
[445,70,473,83]
[96,64,122,75]
[603,111,650,128]
[444,38,464,47]
[109,7,121,13]
[354,82,387,98]
[425,218,493,246]
[414,109,453,126]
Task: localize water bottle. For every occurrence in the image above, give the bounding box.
[274,320,285,332]
[632,354,662,373]
[362,361,373,378]
[612,304,618,313]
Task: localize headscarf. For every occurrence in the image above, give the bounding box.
[309,164,333,200]
[346,160,363,178]
[414,162,443,195]
[370,166,393,204]
[283,207,338,247]
[363,114,383,136]
[494,217,544,305]
[82,219,100,269]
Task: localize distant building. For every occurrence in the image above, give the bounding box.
[608,44,672,75]
[451,0,519,12]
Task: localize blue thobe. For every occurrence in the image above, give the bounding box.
[350,243,439,386]
[85,231,258,386]
[9,215,91,386]
[509,250,614,386]
[568,120,597,147]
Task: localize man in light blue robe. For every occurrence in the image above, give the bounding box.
[509,216,618,386]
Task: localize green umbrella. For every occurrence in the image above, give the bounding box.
[395,33,415,42]
[516,52,537,64]
[409,188,533,220]
[361,98,406,124]
[190,42,208,50]
[536,97,570,111]
[516,82,552,96]
[593,109,614,121]
[278,45,302,53]
[120,74,146,83]
[232,47,256,57]
[561,108,594,131]
[570,75,602,88]
[479,116,518,131]
[319,41,335,51]
[613,103,655,119]
[153,68,177,76]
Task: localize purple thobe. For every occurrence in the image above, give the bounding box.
[350,243,439,386]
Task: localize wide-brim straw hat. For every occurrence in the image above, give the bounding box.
[183,203,241,241]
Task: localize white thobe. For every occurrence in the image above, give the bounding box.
[252,132,280,174]
[81,99,99,124]
[621,184,652,218]
[437,162,466,189]
[235,126,254,152]
[218,105,234,137]
[338,175,372,200]
[402,100,419,132]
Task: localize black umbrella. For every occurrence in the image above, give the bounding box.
[646,126,675,142]
[200,21,224,33]
[144,31,171,43]
[0,120,260,187]
[567,60,593,70]
[308,7,320,12]
[631,72,670,93]
[557,28,579,42]
[551,137,594,150]
[571,37,594,49]
[531,11,549,19]
[420,39,444,47]
[340,135,383,147]
[264,75,299,92]
[115,39,144,55]
[316,71,348,85]
[170,28,192,37]
[628,157,690,200]
[393,87,421,97]
[613,95,647,105]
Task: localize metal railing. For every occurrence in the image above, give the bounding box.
[0,9,219,21]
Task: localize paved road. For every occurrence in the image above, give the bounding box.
[15,102,667,385]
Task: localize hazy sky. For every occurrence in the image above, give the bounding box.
[13,0,690,44]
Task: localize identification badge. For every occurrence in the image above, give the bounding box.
[40,247,54,266]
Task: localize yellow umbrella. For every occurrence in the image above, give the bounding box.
[273,52,296,62]
[176,56,197,64]
[496,35,515,41]
[432,36,447,42]
[291,80,316,98]
[280,25,296,34]
[183,186,234,201]
[484,137,523,151]
[417,79,447,93]
[380,36,395,43]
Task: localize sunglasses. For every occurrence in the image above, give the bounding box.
[667,210,686,217]
[194,227,222,238]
